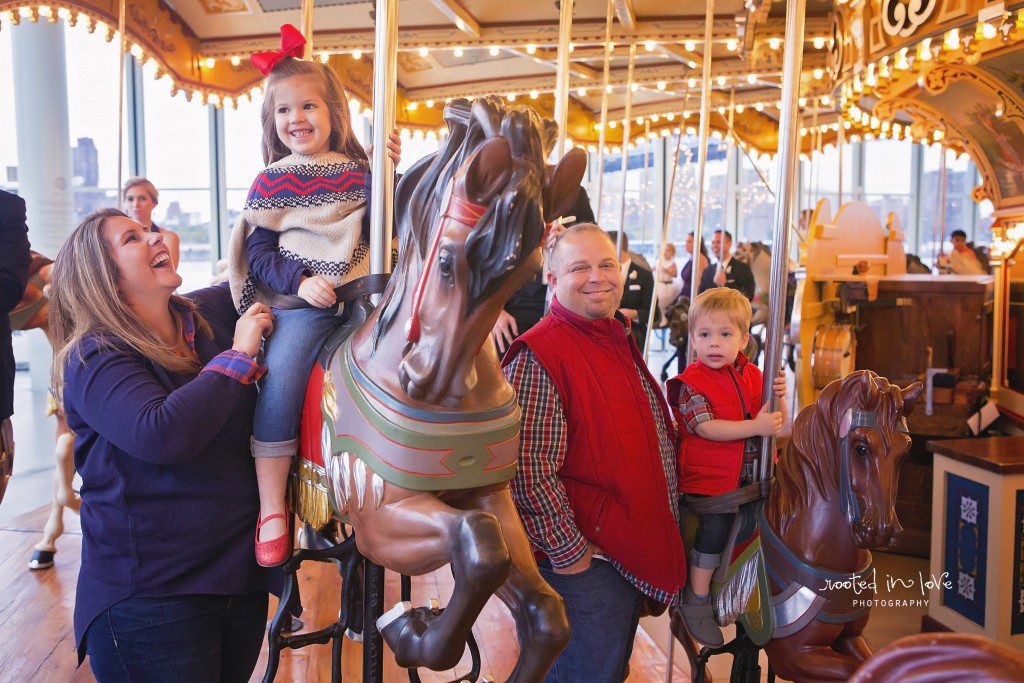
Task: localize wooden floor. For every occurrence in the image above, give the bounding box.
[0,505,691,682]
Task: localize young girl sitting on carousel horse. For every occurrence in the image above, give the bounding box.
[228,24,399,567]
[667,287,787,647]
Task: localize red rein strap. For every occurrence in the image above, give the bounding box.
[251,24,306,76]
[406,190,489,343]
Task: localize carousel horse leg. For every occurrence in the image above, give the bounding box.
[357,493,512,671]
[469,485,571,682]
[830,615,872,662]
[30,427,76,570]
[669,607,711,683]
[764,622,859,683]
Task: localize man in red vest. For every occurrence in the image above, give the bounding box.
[502,223,686,682]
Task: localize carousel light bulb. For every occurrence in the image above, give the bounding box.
[489,45,500,56]
[130,43,143,58]
[631,82,639,92]
[688,77,697,88]
[769,37,781,51]
[881,120,891,132]
[798,96,807,107]
[736,104,744,113]
[636,116,644,124]
[982,22,997,40]
[755,102,764,111]
[507,92,516,101]
[606,84,613,94]
[673,127,681,135]
[717,106,726,114]
[944,28,960,51]
[453,46,463,57]
[685,40,696,51]
[578,87,587,96]
[996,102,1005,117]
[661,128,670,137]
[747,73,757,84]
[864,133,874,141]
[717,75,726,86]
[821,94,831,106]
[861,112,870,126]
[657,80,667,90]
[933,130,944,141]
[230,55,241,67]
[426,130,437,142]
[917,38,932,62]
[408,101,419,111]
[349,98,361,113]
[666,112,675,121]
[353,50,362,60]
[526,43,537,54]
[683,110,691,118]
[57,7,71,19]
[426,99,435,108]
[38,5,52,17]
[870,115,880,129]
[319,52,330,63]
[813,68,823,80]
[645,40,656,51]
[530,90,539,99]
[569,43,575,53]
[813,36,825,49]
[609,120,617,128]
[895,48,910,70]
[687,126,696,135]
[651,114,660,122]
[726,38,737,51]
[204,58,216,69]
[419,46,429,57]
[844,120,852,130]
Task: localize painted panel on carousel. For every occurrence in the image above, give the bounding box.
[943,471,989,626]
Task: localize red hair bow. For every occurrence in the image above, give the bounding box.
[250,24,306,76]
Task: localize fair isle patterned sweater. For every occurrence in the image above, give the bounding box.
[228,151,370,312]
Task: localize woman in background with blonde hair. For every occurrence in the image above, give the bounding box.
[122,177,181,268]
[49,207,280,680]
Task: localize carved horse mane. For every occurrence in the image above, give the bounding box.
[373,97,550,347]
[766,370,913,537]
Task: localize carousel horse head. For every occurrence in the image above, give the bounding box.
[777,370,923,549]
[374,97,586,405]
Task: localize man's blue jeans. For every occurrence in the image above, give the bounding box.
[84,592,268,682]
[538,557,644,683]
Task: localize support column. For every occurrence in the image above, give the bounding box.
[208,105,229,261]
[125,55,146,178]
[12,20,74,390]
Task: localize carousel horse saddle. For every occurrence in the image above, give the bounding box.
[680,481,776,647]
[258,273,392,313]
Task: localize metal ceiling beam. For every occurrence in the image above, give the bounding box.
[428,0,481,38]
[613,0,637,31]
[507,47,600,79]
[655,42,702,68]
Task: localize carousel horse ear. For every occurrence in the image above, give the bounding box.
[540,119,559,157]
[900,382,925,416]
[463,136,513,205]
[471,99,502,139]
[543,147,588,223]
[839,408,855,439]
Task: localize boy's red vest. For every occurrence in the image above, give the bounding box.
[503,298,687,595]
[667,355,763,496]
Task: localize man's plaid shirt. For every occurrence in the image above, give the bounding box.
[504,347,679,604]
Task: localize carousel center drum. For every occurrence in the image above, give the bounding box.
[812,324,856,390]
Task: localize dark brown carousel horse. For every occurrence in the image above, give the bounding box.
[283,98,587,680]
[849,633,1024,682]
[5,253,78,569]
[672,370,922,682]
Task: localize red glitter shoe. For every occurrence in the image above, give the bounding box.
[255,512,292,567]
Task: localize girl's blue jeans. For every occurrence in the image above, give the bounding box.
[252,306,341,458]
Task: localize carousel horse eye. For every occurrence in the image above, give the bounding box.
[438,250,454,279]
[854,443,869,458]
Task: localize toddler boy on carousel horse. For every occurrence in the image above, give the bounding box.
[667,287,788,647]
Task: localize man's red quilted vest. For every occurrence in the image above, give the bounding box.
[503,298,687,595]
[668,356,763,496]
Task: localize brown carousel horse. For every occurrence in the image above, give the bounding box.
[672,370,923,682]
[273,98,587,680]
[6,252,79,569]
[849,633,1024,682]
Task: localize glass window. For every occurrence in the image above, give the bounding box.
[64,21,125,220]
[738,152,778,244]
[863,139,913,242]
[920,145,980,258]
[599,137,661,263]
[664,135,728,259]
[0,29,16,191]
[143,82,212,293]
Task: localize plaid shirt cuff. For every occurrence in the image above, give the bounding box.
[676,382,715,433]
[547,532,590,570]
[202,350,266,385]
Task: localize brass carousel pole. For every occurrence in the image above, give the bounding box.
[366,1,398,679]
[837,117,845,206]
[687,0,716,363]
[301,0,315,56]
[553,0,574,158]
[758,0,806,481]
[115,0,127,209]
[595,0,614,224]
[616,43,637,255]
[935,146,948,266]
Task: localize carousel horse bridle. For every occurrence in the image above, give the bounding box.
[837,408,910,526]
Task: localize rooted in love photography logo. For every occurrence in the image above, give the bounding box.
[823,569,953,608]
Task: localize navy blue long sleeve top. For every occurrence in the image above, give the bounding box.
[64,283,280,653]
[0,190,32,419]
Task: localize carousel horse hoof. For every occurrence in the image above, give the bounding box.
[377,600,413,635]
[255,512,292,567]
[28,549,55,570]
[378,602,452,669]
[680,600,725,648]
[344,627,363,643]
[283,616,304,634]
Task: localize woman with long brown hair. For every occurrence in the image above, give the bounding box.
[50,208,277,681]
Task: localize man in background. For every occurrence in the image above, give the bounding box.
[699,229,756,301]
